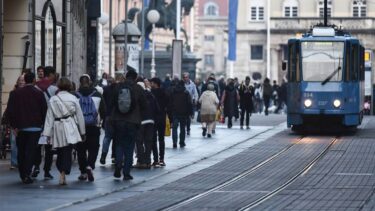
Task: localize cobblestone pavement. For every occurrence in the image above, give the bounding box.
[0,114,286,211]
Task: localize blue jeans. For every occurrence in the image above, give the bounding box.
[102,117,114,154]
[10,130,17,166]
[172,116,187,145]
[113,121,138,175]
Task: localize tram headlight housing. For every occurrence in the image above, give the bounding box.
[333,99,341,108]
[304,99,312,108]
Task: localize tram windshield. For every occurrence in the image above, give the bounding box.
[301,41,344,82]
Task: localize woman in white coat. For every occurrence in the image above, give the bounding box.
[42,77,86,185]
[199,83,219,138]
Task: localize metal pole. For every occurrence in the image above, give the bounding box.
[140,0,145,76]
[266,0,271,79]
[150,23,156,77]
[109,0,113,76]
[176,0,181,39]
[124,0,128,73]
[324,0,328,26]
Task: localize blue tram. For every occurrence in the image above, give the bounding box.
[286,27,365,131]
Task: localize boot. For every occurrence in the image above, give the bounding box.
[100,152,107,165]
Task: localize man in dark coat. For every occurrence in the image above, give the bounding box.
[221,79,239,129]
[7,72,47,184]
[169,80,192,148]
[239,76,254,129]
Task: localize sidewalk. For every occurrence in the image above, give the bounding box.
[0,114,286,211]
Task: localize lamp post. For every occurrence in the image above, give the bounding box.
[147,10,160,78]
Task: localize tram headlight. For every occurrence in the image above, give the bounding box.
[333,99,341,108]
[304,99,312,108]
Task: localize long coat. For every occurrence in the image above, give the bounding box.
[239,83,254,112]
[221,85,239,118]
[199,90,219,122]
[43,91,86,149]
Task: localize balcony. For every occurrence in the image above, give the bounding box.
[270,17,375,34]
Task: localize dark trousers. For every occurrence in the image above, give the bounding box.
[16,131,40,180]
[136,123,154,165]
[264,96,271,115]
[172,116,186,145]
[153,120,165,162]
[113,121,138,175]
[56,145,73,174]
[34,144,53,172]
[186,117,191,133]
[77,126,100,173]
[240,109,251,127]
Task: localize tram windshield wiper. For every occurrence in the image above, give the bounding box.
[321,66,341,85]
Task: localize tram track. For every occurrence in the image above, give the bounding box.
[161,136,338,211]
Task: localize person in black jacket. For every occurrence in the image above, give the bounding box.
[150,77,168,166]
[238,77,254,129]
[221,79,239,129]
[169,80,192,148]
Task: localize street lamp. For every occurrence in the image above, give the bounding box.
[147,10,160,78]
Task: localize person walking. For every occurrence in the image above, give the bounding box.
[221,79,239,128]
[75,75,105,182]
[275,79,287,114]
[239,77,254,129]
[199,83,219,138]
[100,74,122,165]
[183,72,198,136]
[150,77,168,166]
[262,78,273,116]
[169,80,192,148]
[111,69,147,180]
[42,77,86,185]
[6,72,47,184]
[32,66,58,179]
[2,74,26,169]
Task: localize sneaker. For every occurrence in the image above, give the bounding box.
[44,172,54,180]
[114,168,121,178]
[207,134,212,138]
[152,162,160,167]
[173,143,177,148]
[22,176,34,184]
[100,153,107,165]
[123,174,133,180]
[78,173,88,181]
[86,167,94,182]
[31,168,40,178]
[159,160,166,166]
[202,128,207,137]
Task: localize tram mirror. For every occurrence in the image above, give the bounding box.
[282,61,287,71]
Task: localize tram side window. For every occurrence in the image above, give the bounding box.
[288,42,300,82]
[350,43,359,81]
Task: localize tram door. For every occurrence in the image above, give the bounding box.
[364,50,373,114]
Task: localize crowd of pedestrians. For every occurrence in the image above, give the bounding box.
[2,66,287,185]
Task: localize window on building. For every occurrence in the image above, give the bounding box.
[250,0,264,21]
[205,54,214,66]
[353,0,366,17]
[204,35,215,41]
[251,45,263,60]
[204,2,219,16]
[318,0,332,17]
[283,0,298,17]
[34,0,66,75]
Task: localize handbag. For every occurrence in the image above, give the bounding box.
[215,109,221,122]
[165,115,171,137]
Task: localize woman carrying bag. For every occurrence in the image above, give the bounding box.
[42,77,86,185]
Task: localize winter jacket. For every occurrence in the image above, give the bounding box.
[239,83,254,112]
[185,80,199,103]
[42,91,86,148]
[169,84,193,117]
[151,87,169,123]
[199,90,219,116]
[141,90,160,125]
[7,85,47,130]
[110,79,147,125]
[221,85,239,118]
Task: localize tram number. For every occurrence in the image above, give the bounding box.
[304,93,313,98]
[318,101,327,106]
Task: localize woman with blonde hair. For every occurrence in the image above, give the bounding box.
[199,83,219,138]
[42,77,85,185]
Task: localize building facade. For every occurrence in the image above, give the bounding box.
[194,0,228,80]
[236,0,375,83]
[2,0,87,108]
